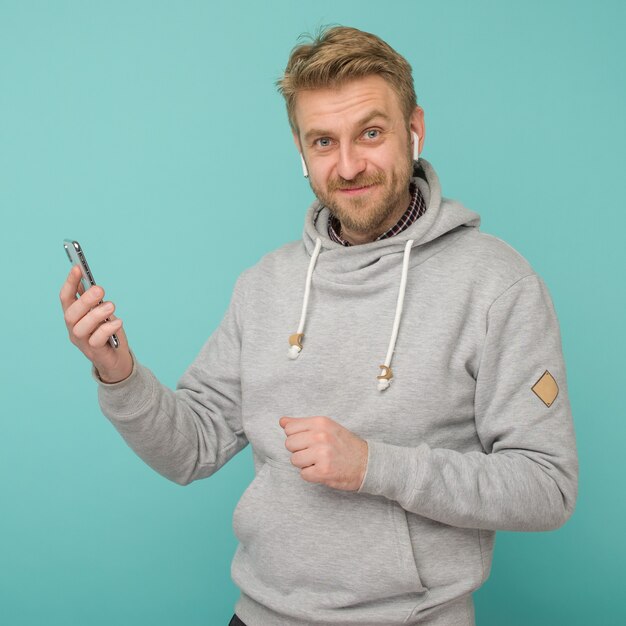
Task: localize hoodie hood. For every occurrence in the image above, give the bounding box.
[290,157,481,390]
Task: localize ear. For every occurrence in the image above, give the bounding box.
[409,106,425,156]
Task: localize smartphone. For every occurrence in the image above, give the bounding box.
[63,239,120,349]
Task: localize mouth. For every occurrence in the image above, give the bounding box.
[336,184,377,196]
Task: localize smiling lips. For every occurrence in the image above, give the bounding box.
[337,184,377,196]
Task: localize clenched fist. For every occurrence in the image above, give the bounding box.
[279,415,369,491]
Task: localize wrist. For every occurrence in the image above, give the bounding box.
[95,352,134,384]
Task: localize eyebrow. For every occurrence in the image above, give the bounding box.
[303,110,391,144]
[356,109,391,127]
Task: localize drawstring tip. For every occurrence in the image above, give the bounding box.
[377,364,393,391]
[288,333,304,360]
[377,379,391,391]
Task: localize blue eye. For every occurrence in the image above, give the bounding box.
[364,129,380,139]
[316,137,332,148]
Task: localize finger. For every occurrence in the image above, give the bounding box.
[106,313,129,347]
[289,448,317,470]
[60,265,84,311]
[284,431,315,453]
[280,416,317,435]
[72,301,115,340]
[88,318,124,349]
[99,312,130,353]
[299,465,322,484]
[63,284,106,327]
[283,416,331,436]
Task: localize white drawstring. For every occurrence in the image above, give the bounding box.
[288,237,322,359]
[288,236,415,392]
[377,239,414,391]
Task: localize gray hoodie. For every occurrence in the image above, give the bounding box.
[95,159,578,625]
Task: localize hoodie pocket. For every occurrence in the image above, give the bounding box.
[232,459,427,617]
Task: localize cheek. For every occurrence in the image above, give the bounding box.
[362,144,401,173]
[382,145,407,169]
[309,160,334,185]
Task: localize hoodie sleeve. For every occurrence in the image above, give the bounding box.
[94,274,249,486]
[358,273,579,532]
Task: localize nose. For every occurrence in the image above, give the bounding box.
[336,142,366,181]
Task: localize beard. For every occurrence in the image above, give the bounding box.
[310,151,414,237]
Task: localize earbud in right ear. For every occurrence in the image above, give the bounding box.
[412,132,420,161]
[300,154,309,178]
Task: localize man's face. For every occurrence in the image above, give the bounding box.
[293,75,424,238]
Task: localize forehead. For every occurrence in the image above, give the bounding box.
[294,75,403,133]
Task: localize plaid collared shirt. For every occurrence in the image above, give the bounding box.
[328,182,427,246]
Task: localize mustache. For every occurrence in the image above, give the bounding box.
[327,171,386,192]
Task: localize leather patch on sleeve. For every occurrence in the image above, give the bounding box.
[531,370,559,407]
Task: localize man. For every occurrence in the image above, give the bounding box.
[60,26,578,626]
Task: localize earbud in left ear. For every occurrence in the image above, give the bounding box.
[300,154,309,178]
[412,132,420,161]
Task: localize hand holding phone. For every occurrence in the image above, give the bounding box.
[64,240,119,349]
[60,240,133,383]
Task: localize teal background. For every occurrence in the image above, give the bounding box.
[1,1,624,624]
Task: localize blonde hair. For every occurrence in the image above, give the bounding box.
[277,26,417,131]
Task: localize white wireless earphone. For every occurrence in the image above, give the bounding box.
[300,154,309,178]
[412,131,420,161]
